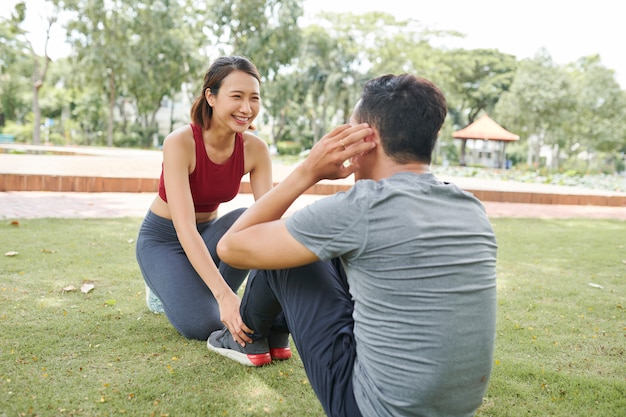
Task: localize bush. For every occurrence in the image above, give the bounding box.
[276,141,303,156]
[1,121,33,143]
[45,131,65,146]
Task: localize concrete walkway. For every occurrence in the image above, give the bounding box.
[0,144,625,220]
[1,191,625,220]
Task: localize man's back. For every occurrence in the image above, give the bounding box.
[286,172,497,416]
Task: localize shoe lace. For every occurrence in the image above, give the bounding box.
[214,327,231,344]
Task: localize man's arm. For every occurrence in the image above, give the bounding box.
[217,124,374,269]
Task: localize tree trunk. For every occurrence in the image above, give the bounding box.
[31,57,50,146]
[460,140,467,166]
[169,90,176,135]
[29,14,55,145]
[32,80,42,145]
[107,72,115,147]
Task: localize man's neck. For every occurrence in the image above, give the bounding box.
[363,158,430,182]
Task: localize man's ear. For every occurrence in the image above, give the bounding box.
[359,127,379,156]
[364,126,381,145]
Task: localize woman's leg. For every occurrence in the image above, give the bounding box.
[136,209,248,340]
[240,260,362,417]
[198,208,249,293]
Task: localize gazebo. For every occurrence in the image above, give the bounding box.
[453,114,519,168]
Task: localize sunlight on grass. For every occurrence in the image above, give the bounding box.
[478,218,626,416]
[1,217,624,416]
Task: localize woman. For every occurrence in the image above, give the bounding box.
[135,56,272,342]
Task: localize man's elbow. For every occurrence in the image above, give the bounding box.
[216,237,237,266]
[217,236,256,269]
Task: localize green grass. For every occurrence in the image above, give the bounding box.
[1,217,625,416]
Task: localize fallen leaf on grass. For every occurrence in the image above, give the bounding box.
[81,281,95,293]
[5,251,18,257]
[41,248,57,253]
[62,285,77,293]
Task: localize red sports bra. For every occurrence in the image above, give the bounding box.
[158,124,245,212]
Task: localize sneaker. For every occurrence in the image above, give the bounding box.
[268,331,292,361]
[207,328,271,367]
[145,285,164,314]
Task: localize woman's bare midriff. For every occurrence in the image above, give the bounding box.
[149,196,218,223]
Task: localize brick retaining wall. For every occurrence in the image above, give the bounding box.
[2,173,624,207]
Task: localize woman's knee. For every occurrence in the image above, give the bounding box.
[172,317,222,341]
[219,207,246,226]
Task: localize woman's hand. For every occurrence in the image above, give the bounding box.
[218,290,254,346]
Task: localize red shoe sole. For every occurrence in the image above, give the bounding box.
[248,353,272,366]
[270,348,292,361]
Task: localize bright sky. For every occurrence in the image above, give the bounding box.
[304,0,626,88]
[3,0,625,88]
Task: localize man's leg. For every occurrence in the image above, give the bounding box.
[241,260,362,417]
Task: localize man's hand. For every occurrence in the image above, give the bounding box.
[217,123,375,271]
[300,124,375,182]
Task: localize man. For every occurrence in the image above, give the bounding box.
[210,74,497,417]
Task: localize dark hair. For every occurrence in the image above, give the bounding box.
[354,74,447,164]
[190,56,261,130]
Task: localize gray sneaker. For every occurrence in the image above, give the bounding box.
[207,328,271,367]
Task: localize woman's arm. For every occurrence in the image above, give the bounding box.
[243,132,273,200]
[162,130,252,345]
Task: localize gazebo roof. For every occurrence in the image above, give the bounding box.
[452,114,519,142]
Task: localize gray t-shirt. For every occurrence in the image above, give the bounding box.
[286,172,497,417]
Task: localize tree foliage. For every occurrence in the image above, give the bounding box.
[1,1,624,172]
[1,1,57,144]
[496,52,576,167]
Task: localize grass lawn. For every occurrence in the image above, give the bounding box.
[1,217,624,416]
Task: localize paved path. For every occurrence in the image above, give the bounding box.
[0,144,625,220]
[2,190,625,221]
[3,144,626,197]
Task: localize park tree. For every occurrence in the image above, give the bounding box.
[0,11,31,127]
[123,0,206,147]
[303,14,365,137]
[210,0,303,81]
[564,55,626,171]
[343,12,455,164]
[1,1,59,144]
[495,50,574,168]
[62,0,135,146]
[210,0,304,147]
[297,12,398,144]
[439,48,517,165]
[268,10,459,147]
[351,12,452,84]
[62,0,209,147]
[251,23,337,150]
[274,22,356,148]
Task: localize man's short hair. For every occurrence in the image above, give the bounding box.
[354,74,447,164]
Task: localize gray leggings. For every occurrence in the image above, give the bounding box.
[135,208,248,340]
